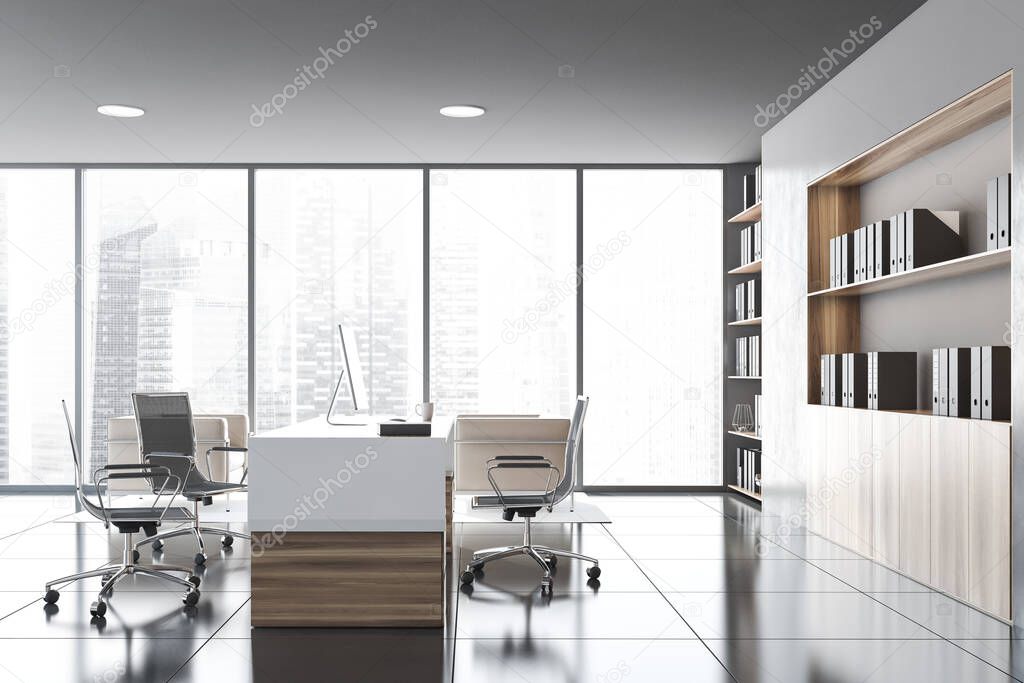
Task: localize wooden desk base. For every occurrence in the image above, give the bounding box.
[251,531,444,627]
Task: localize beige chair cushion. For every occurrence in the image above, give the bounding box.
[454,417,570,494]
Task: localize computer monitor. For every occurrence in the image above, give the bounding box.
[327,323,369,424]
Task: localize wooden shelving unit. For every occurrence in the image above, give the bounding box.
[728,484,763,502]
[727,259,762,275]
[808,248,1010,298]
[802,71,1013,619]
[726,165,763,506]
[728,201,762,223]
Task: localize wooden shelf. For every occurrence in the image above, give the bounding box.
[809,403,1011,426]
[727,375,761,380]
[728,317,762,327]
[808,248,1010,298]
[728,484,763,502]
[727,430,762,440]
[728,260,762,275]
[808,71,1011,188]
[728,201,762,223]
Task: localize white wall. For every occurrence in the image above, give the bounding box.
[759,0,1024,622]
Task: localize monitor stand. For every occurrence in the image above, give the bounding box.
[326,371,367,426]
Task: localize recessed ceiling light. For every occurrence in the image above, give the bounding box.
[440,105,485,118]
[97,104,145,118]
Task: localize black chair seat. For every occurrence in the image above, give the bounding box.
[107,506,192,533]
[181,480,246,501]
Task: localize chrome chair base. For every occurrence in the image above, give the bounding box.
[461,517,601,594]
[134,501,250,565]
[44,532,200,617]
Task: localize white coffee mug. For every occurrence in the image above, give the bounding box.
[415,402,435,422]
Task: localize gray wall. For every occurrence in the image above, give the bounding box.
[759,0,1024,624]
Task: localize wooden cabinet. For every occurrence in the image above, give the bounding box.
[929,418,969,600]
[805,407,829,536]
[898,415,931,582]
[815,406,1009,618]
[871,412,901,568]
[968,421,1011,619]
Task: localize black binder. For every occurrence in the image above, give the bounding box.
[871,351,917,411]
[841,233,854,285]
[981,346,1011,421]
[889,214,900,274]
[829,354,842,406]
[948,347,971,418]
[904,209,963,270]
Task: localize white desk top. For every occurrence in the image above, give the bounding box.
[254,416,452,441]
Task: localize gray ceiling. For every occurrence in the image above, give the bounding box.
[0,0,926,163]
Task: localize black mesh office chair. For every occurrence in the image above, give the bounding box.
[43,401,201,618]
[460,396,600,595]
[130,393,249,565]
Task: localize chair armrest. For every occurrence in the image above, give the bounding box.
[489,455,546,461]
[91,465,184,526]
[205,446,248,485]
[485,459,560,510]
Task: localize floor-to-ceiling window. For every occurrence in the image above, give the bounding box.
[429,169,576,416]
[582,169,723,486]
[83,169,249,472]
[3,164,726,490]
[254,170,423,428]
[0,170,76,484]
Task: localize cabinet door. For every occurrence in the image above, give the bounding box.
[825,408,851,548]
[871,412,900,568]
[968,421,1011,619]
[929,417,969,599]
[898,415,931,582]
[847,410,874,557]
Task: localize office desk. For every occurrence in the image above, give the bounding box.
[248,417,451,627]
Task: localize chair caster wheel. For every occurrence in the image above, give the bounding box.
[152,539,164,552]
[587,565,601,579]
[43,589,59,604]
[188,575,201,588]
[194,553,207,566]
[90,600,107,618]
[460,570,475,585]
[221,534,233,547]
[183,590,200,607]
[132,549,140,563]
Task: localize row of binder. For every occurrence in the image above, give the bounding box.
[739,222,762,266]
[932,346,1010,420]
[743,165,762,210]
[734,279,760,321]
[819,352,916,410]
[986,173,1012,250]
[736,447,761,494]
[828,209,962,288]
[736,335,761,377]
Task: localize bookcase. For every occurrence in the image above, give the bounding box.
[804,71,1012,618]
[725,164,763,503]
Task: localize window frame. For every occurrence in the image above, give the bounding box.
[0,163,727,495]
